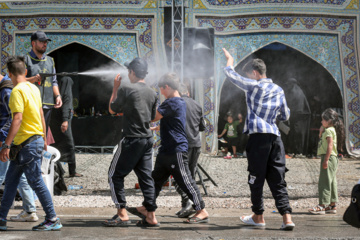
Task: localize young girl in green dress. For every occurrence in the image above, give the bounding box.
[309,108,345,214]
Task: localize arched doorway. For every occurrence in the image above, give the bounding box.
[48,43,123,147]
[218,42,343,157]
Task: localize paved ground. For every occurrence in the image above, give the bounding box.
[1,207,360,239]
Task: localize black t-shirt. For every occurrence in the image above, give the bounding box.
[182,96,204,148]
[157,97,188,154]
[110,82,157,138]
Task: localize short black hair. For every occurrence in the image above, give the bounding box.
[242,58,266,75]
[7,56,26,76]
[158,72,179,90]
[178,83,189,96]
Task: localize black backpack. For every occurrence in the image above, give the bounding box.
[343,184,360,228]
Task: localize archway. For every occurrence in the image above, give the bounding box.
[218,42,343,157]
[48,43,123,147]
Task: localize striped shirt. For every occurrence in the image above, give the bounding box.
[223,66,290,136]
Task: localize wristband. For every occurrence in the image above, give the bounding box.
[55,95,61,99]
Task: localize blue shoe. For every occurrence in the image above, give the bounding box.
[0,218,7,231]
[32,218,62,231]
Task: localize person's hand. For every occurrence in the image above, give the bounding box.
[0,148,10,162]
[114,73,122,89]
[54,95,62,108]
[218,135,222,138]
[150,125,160,131]
[223,48,232,59]
[35,74,41,84]
[322,160,328,169]
[61,121,68,133]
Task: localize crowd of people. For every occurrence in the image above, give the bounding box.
[0,30,347,232]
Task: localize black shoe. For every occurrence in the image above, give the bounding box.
[177,201,195,218]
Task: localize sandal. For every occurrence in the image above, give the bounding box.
[102,214,131,227]
[325,205,337,214]
[308,205,325,215]
[184,216,209,224]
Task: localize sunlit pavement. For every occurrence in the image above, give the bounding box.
[1,207,359,239]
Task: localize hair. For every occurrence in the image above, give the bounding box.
[242,58,267,75]
[7,56,26,76]
[321,108,345,152]
[158,72,179,90]
[178,83,189,96]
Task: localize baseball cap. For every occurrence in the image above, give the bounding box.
[124,58,148,78]
[31,31,52,42]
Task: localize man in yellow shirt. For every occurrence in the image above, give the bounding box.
[0,56,62,231]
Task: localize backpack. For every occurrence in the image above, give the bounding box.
[343,184,360,228]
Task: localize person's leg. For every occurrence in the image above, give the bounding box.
[245,134,268,224]
[133,138,158,224]
[18,174,37,213]
[152,154,171,198]
[318,155,333,206]
[170,153,208,220]
[266,135,293,224]
[21,138,57,221]
[43,108,52,131]
[0,161,23,220]
[10,173,39,222]
[0,159,9,185]
[108,138,141,211]
[329,155,339,204]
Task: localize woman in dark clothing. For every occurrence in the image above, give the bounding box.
[50,76,82,177]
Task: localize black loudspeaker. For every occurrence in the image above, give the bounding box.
[184,27,215,78]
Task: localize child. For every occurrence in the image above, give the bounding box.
[218,115,240,159]
[308,108,345,215]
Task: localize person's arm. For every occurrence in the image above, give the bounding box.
[151,110,163,122]
[26,75,40,84]
[40,107,47,150]
[0,112,22,162]
[222,48,257,91]
[0,90,12,145]
[277,93,290,122]
[218,128,227,138]
[109,74,122,115]
[323,136,333,169]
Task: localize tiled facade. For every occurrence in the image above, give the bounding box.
[0,0,359,155]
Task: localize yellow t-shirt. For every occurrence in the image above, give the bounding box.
[9,81,44,145]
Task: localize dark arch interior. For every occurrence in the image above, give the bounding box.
[218,42,343,156]
[48,43,122,146]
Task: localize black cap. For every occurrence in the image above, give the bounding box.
[31,31,51,42]
[124,58,148,78]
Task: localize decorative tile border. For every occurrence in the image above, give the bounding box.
[1,15,155,71]
[195,14,359,154]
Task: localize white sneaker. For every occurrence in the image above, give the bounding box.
[10,210,39,222]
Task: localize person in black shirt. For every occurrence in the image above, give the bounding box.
[130,73,209,224]
[174,83,206,218]
[104,58,159,227]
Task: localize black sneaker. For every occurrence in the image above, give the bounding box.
[0,218,7,231]
[32,218,62,231]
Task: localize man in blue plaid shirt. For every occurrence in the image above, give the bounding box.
[222,48,295,230]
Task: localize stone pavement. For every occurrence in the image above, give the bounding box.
[1,207,360,239]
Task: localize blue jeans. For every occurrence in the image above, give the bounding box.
[0,137,56,220]
[0,147,36,212]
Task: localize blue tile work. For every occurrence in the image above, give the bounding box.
[196,15,359,153]
[15,32,138,65]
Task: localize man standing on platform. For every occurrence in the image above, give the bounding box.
[25,30,62,128]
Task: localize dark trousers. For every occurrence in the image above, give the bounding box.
[246,133,292,215]
[174,147,201,206]
[43,108,52,130]
[153,152,205,211]
[108,137,157,212]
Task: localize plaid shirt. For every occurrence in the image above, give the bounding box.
[224,66,290,136]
